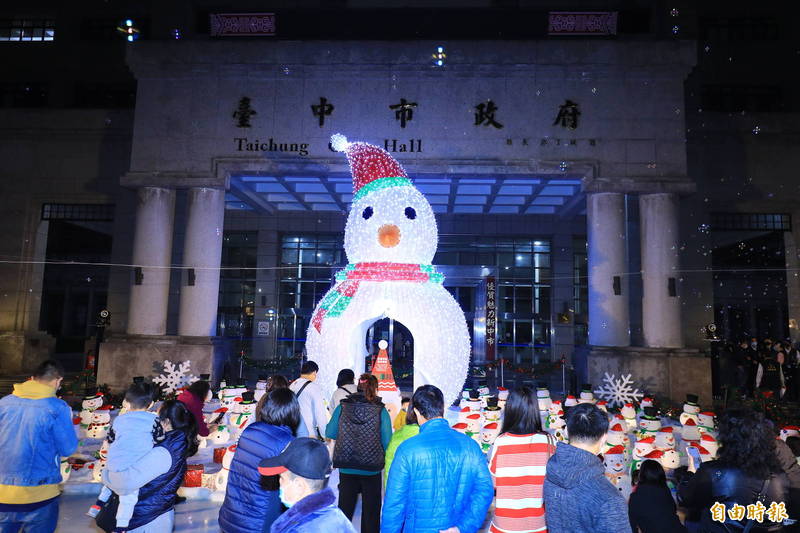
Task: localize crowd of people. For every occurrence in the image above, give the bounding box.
[0,359,799,532]
[715,337,800,400]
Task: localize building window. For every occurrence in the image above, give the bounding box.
[435,236,552,364]
[217,233,257,359]
[711,213,791,231]
[573,236,588,345]
[74,82,137,108]
[700,17,780,41]
[0,19,55,41]
[41,203,114,221]
[0,83,49,108]
[277,235,345,358]
[700,85,783,113]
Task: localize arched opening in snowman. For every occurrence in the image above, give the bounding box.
[365,317,413,392]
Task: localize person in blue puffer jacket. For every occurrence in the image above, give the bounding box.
[102,399,199,532]
[218,388,301,533]
[381,385,494,533]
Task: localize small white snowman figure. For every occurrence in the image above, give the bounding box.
[780,425,800,441]
[85,405,113,440]
[548,400,563,417]
[465,412,483,434]
[480,422,500,454]
[596,400,608,413]
[660,449,681,471]
[563,395,578,408]
[80,391,104,429]
[497,387,509,410]
[464,390,482,412]
[655,427,676,450]
[254,376,269,402]
[700,433,719,458]
[536,386,552,412]
[214,444,237,492]
[681,418,702,443]
[679,394,701,425]
[603,446,632,500]
[208,424,231,446]
[484,397,502,424]
[621,403,637,431]
[477,386,491,409]
[548,411,568,442]
[305,134,471,406]
[457,407,471,425]
[636,406,661,440]
[60,458,71,484]
[230,391,257,439]
[578,383,595,404]
[640,396,654,409]
[697,411,717,436]
[631,436,656,474]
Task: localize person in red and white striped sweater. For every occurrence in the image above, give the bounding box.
[488,387,556,533]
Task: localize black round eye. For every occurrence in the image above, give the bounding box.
[362,206,373,220]
[404,207,417,220]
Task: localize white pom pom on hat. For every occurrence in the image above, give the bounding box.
[330,133,349,152]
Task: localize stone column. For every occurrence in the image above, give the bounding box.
[587,192,630,347]
[127,187,176,336]
[640,192,682,348]
[178,188,225,337]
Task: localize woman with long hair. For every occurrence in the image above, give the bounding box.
[679,407,788,532]
[325,373,392,533]
[177,379,212,436]
[488,386,553,533]
[218,388,301,533]
[101,400,199,532]
[629,460,686,533]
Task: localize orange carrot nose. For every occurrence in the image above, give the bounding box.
[378,224,401,248]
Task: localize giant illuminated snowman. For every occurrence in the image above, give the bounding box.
[306,134,471,406]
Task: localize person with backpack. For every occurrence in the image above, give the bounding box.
[330,369,357,411]
[326,373,391,533]
[289,361,329,440]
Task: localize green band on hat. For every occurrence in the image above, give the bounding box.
[353,176,413,202]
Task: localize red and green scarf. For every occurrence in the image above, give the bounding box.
[311,262,444,333]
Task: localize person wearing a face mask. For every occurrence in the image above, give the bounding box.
[259,438,355,533]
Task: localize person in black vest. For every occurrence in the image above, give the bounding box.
[325,373,392,533]
[757,349,785,400]
[101,400,199,532]
[629,459,687,533]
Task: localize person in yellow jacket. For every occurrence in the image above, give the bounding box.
[384,399,420,488]
[0,360,78,532]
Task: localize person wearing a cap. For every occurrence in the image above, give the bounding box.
[260,438,355,533]
[219,388,302,533]
[381,385,493,533]
[177,377,213,437]
[0,360,77,533]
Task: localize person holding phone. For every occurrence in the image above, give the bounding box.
[678,408,788,532]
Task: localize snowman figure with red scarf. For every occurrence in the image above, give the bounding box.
[305,134,471,406]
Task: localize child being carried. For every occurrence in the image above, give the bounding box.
[88,381,164,532]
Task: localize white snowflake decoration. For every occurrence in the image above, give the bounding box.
[593,373,643,408]
[153,360,197,396]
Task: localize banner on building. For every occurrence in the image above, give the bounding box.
[485,277,496,361]
[210,13,276,37]
[548,12,618,36]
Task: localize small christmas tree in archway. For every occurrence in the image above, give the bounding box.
[371,339,402,421]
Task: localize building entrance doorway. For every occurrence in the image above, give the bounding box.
[365,318,413,392]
